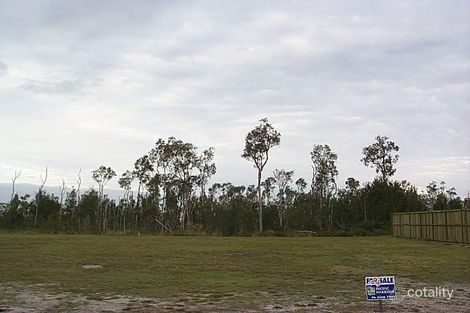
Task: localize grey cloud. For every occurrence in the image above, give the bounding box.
[21,79,90,95]
[0,0,468,195]
[0,62,6,76]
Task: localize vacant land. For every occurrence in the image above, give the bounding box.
[0,234,469,312]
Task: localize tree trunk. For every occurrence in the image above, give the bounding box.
[318,189,323,231]
[11,170,22,203]
[363,196,367,222]
[257,169,263,233]
[34,203,39,228]
[135,183,141,233]
[329,200,333,230]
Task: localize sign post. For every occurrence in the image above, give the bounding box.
[365,276,396,312]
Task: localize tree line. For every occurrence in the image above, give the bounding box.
[1,119,466,235]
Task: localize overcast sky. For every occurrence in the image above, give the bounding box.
[0,0,469,196]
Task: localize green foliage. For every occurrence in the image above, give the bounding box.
[242,118,281,233]
[242,118,281,171]
[361,135,399,181]
[310,144,338,230]
[0,132,464,236]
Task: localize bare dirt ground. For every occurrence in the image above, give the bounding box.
[1,281,469,313]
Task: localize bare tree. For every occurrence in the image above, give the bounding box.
[76,169,82,204]
[59,179,66,224]
[34,165,48,227]
[74,169,82,230]
[10,170,22,202]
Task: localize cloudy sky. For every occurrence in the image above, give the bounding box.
[0,0,469,196]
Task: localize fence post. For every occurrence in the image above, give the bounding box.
[461,209,464,243]
[419,212,422,239]
[431,211,434,241]
[445,211,449,242]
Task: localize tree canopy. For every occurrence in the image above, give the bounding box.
[361,135,400,181]
[1,125,464,236]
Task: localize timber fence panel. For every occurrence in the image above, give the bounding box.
[392,209,470,243]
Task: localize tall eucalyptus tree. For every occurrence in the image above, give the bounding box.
[361,135,399,182]
[242,118,281,232]
[273,169,294,229]
[168,138,199,229]
[92,165,116,231]
[196,147,216,201]
[311,145,338,229]
[133,155,153,231]
[118,170,134,232]
[34,165,48,227]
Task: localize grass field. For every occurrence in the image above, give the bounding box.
[0,234,469,312]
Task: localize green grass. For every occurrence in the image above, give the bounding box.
[0,234,469,309]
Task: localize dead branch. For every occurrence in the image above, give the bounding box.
[11,170,22,202]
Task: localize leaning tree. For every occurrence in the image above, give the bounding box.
[242,118,281,232]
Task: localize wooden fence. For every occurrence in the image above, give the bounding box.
[392,209,470,243]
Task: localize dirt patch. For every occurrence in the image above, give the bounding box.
[376,278,470,313]
[81,265,103,270]
[0,280,469,312]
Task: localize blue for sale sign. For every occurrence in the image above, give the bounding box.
[365,276,396,300]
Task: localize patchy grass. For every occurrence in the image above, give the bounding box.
[0,234,469,311]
